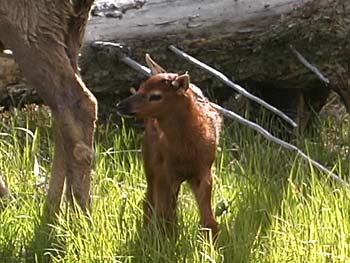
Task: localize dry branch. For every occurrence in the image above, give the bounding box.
[168,45,298,128]
[290,45,330,86]
[212,103,347,187]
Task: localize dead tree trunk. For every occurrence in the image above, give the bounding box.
[1,0,349,128]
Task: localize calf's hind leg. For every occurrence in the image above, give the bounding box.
[189,172,219,238]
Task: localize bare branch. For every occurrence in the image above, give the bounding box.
[120,56,152,77]
[91,41,152,77]
[168,45,298,128]
[211,103,348,187]
[290,45,330,85]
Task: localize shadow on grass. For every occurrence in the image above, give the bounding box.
[0,199,22,263]
[218,173,289,263]
[0,198,64,263]
[126,218,182,263]
[124,205,220,262]
[25,214,65,263]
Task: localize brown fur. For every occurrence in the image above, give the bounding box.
[0,176,9,197]
[0,0,97,219]
[117,63,222,238]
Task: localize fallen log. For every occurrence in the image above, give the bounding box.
[0,0,349,129]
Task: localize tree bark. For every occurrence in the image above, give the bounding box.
[1,0,349,127]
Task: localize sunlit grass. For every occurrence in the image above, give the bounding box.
[0,104,349,262]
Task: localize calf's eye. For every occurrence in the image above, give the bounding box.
[149,94,162,102]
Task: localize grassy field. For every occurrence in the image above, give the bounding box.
[0,104,350,263]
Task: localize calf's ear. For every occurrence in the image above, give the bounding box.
[145,54,166,75]
[172,74,190,91]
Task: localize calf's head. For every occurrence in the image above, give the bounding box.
[116,54,190,118]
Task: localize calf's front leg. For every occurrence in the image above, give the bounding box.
[146,172,182,234]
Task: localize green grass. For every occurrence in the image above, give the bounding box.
[0,104,350,263]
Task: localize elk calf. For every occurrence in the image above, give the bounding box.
[117,55,221,238]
